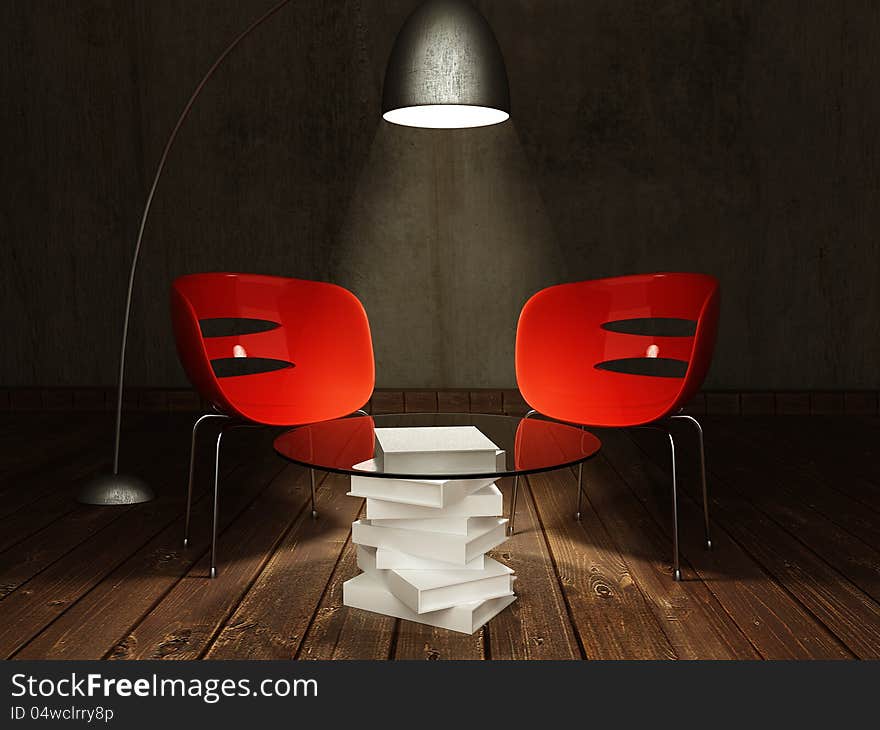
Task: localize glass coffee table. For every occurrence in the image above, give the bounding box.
[273,412,601,634]
[273,412,602,534]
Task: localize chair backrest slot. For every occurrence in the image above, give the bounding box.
[199,317,280,338]
[594,357,688,378]
[211,357,295,378]
[600,317,696,337]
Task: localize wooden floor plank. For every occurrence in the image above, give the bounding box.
[0,413,110,485]
[0,415,193,600]
[0,490,89,555]
[488,477,581,660]
[715,416,880,516]
[108,463,315,660]
[702,420,880,602]
[0,414,121,519]
[748,416,880,493]
[577,452,759,659]
[295,534,397,660]
[711,417,880,530]
[205,473,363,660]
[0,414,152,550]
[14,433,282,660]
[0,504,130,599]
[0,505,181,657]
[0,412,108,465]
[392,616,485,659]
[4,413,880,661]
[623,428,863,658]
[0,416,241,658]
[527,469,676,660]
[0,413,90,468]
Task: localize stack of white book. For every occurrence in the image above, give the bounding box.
[343,426,516,634]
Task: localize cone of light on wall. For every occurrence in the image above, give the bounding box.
[382,0,511,129]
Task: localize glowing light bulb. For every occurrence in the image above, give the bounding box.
[646,345,659,358]
[233,344,247,358]
[383,105,509,129]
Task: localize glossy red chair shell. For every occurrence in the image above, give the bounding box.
[515,273,720,428]
[171,273,374,426]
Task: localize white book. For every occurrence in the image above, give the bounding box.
[375,547,485,571]
[374,426,501,474]
[348,459,496,508]
[351,517,508,565]
[357,546,514,614]
[365,484,503,520]
[343,572,516,635]
[369,516,472,535]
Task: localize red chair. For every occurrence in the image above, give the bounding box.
[514,273,720,580]
[171,273,374,577]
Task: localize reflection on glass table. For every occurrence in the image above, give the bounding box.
[273,412,602,535]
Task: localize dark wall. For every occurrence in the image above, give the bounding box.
[3,0,878,390]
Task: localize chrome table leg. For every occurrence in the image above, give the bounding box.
[508,409,538,536]
[184,412,228,548]
[210,428,227,579]
[671,414,712,549]
[310,469,318,519]
[509,475,519,535]
[575,461,584,520]
[666,430,682,581]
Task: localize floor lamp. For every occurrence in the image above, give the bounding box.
[79,0,511,504]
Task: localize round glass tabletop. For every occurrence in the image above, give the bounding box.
[273,412,601,480]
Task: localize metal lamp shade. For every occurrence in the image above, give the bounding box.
[382,0,511,128]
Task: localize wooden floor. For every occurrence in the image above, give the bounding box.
[2,411,879,660]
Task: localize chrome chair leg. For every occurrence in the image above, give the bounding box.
[210,427,227,579]
[671,414,712,549]
[508,409,537,536]
[666,430,682,581]
[575,462,584,520]
[310,469,318,519]
[184,413,229,548]
[509,475,519,535]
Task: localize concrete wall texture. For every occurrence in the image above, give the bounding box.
[3,1,878,390]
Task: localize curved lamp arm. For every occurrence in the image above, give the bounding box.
[111,0,293,474]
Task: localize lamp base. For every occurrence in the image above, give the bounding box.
[77,473,155,505]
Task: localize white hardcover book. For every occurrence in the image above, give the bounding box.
[357,548,514,615]
[365,484,502,520]
[357,546,511,612]
[374,426,501,474]
[375,548,485,571]
[343,572,516,635]
[358,544,490,576]
[351,517,508,565]
[348,459,496,508]
[368,516,472,535]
